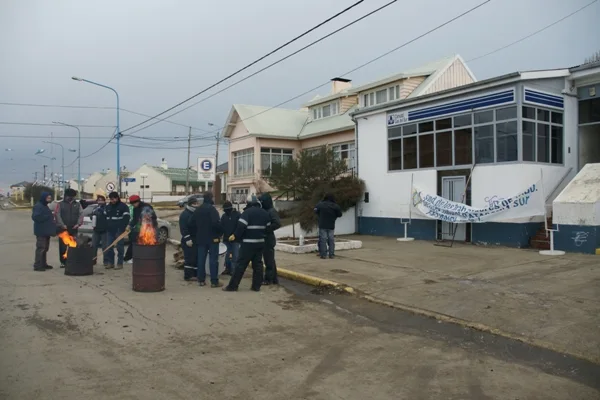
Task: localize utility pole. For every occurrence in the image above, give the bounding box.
[213,131,220,197]
[185,126,191,195]
[43,165,47,182]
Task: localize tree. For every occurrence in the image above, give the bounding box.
[24,184,55,203]
[266,146,364,232]
[584,50,600,64]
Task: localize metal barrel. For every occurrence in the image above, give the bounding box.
[65,246,94,276]
[132,243,166,292]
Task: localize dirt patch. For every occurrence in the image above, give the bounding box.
[26,313,80,335]
[330,269,349,274]
[423,279,438,284]
[273,299,303,310]
[309,285,348,296]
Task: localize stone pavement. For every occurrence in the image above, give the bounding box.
[276,236,600,363]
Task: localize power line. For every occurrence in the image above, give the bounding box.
[119,0,367,134]
[467,0,598,62]
[119,141,216,150]
[0,121,115,128]
[125,0,400,137]
[171,0,493,140]
[0,135,112,140]
[64,129,117,167]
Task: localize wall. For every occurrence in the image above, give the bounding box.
[300,129,355,149]
[127,164,171,202]
[423,58,475,95]
[401,76,426,98]
[579,125,600,168]
[553,163,600,226]
[94,171,117,194]
[83,172,103,194]
[275,207,356,238]
[340,95,358,113]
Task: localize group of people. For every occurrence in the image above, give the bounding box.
[31,188,156,271]
[179,192,281,292]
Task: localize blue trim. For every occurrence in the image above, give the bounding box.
[471,222,542,248]
[523,89,564,109]
[358,217,436,240]
[554,225,599,254]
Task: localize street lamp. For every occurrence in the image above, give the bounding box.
[53,121,81,194]
[43,141,68,196]
[71,76,120,193]
[140,173,148,201]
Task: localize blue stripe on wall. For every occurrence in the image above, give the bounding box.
[358,217,436,240]
[407,90,514,122]
[524,89,564,109]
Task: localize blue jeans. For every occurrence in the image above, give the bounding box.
[197,242,219,284]
[106,230,125,266]
[224,241,239,274]
[319,229,335,257]
[92,231,109,265]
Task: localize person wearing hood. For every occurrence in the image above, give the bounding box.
[189,192,223,287]
[127,194,157,241]
[91,194,109,267]
[220,201,241,276]
[223,194,270,292]
[260,193,281,284]
[104,192,130,269]
[180,195,200,281]
[314,193,342,259]
[54,188,84,268]
[32,192,57,271]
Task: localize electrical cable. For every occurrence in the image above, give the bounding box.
[119,0,367,133]
[467,0,598,62]
[64,129,117,168]
[0,135,112,140]
[0,122,115,128]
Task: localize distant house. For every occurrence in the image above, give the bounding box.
[216,162,228,202]
[9,181,29,192]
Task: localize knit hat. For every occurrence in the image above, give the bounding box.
[129,194,141,203]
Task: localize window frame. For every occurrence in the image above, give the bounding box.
[362,83,401,107]
[521,105,564,165]
[331,142,356,170]
[310,100,340,121]
[233,148,254,176]
[260,147,294,176]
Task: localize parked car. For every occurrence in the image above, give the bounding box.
[177,194,204,208]
[58,203,172,243]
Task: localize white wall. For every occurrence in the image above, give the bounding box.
[127,164,171,202]
[275,207,356,238]
[553,163,600,226]
[83,172,103,194]
[94,170,117,194]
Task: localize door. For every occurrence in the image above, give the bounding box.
[441,176,466,241]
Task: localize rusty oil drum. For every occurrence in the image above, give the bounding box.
[132,243,166,292]
[65,246,94,276]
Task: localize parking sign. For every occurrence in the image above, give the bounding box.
[197,156,216,181]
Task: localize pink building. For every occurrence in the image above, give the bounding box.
[222,55,475,201]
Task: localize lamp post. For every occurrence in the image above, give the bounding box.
[71,76,120,193]
[53,121,81,195]
[140,173,148,202]
[43,141,66,195]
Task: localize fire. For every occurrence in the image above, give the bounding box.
[58,230,77,258]
[138,218,157,246]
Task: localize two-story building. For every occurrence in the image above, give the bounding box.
[223,55,476,200]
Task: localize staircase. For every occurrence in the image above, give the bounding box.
[529,216,552,250]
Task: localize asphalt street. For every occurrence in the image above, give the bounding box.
[1,208,598,400]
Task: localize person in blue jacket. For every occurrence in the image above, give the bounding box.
[32,192,56,271]
[189,192,223,288]
[180,195,200,281]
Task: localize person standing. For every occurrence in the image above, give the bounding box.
[127,194,157,243]
[54,188,83,268]
[223,195,270,292]
[189,192,223,288]
[314,193,342,259]
[260,193,281,285]
[104,192,130,270]
[123,201,135,264]
[180,195,200,281]
[220,201,240,276]
[32,192,56,271]
[91,195,109,267]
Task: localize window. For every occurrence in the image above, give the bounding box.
[311,101,339,120]
[403,136,417,169]
[522,106,563,164]
[332,142,356,170]
[375,89,387,104]
[454,128,472,165]
[475,125,494,164]
[419,134,434,168]
[363,84,401,107]
[233,148,254,176]
[436,131,452,167]
[260,148,293,175]
[389,140,402,170]
[496,121,518,162]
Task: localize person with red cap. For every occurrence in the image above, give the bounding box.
[126,194,157,244]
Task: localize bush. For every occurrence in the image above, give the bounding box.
[24,184,55,203]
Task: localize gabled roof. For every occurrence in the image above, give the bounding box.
[10,181,30,187]
[217,162,228,173]
[299,106,356,138]
[223,104,307,139]
[150,166,206,185]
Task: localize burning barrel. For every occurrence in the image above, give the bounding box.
[132,243,166,292]
[65,246,94,276]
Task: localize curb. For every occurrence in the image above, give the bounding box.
[166,238,597,365]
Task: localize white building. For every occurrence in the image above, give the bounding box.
[353,61,600,254]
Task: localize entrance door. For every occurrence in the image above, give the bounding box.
[441,176,466,241]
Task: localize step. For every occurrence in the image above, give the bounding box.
[530,239,550,250]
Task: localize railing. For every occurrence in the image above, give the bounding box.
[228,173,258,183]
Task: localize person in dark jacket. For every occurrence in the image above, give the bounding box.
[91,195,109,266]
[127,195,157,239]
[314,193,342,259]
[104,192,130,269]
[189,192,223,287]
[54,188,83,268]
[223,195,270,292]
[260,193,281,284]
[220,201,241,276]
[180,195,200,281]
[32,192,56,271]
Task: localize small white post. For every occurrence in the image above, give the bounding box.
[539,224,565,256]
[397,219,414,242]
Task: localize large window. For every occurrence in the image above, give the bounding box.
[233,148,254,176]
[363,84,401,107]
[312,101,339,120]
[387,105,524,171]
[522,106,563,164]
[260,148,293,175]
[332,142,356,170]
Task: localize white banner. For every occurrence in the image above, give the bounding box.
[411,180,545,223]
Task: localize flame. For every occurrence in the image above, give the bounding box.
[58,230,77,258]
[138,217,157,246]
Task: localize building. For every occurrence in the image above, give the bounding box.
[82,171,105,195]
[127,159,213,202]
[223,55,475,199]
[215,162,228,203]
[9,181,29,193]
[353,60,600,254]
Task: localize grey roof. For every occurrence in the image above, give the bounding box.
[299,106,356,138]
[227,104,307,139]
[570,59,600,72]
[217,162,228,173]
[150,166,206,185]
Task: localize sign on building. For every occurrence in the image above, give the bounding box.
[106,182,115,192]
[197,157,216,181]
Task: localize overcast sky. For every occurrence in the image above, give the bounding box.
[1,0,598,191]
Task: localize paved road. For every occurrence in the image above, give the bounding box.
[1,209,598,399]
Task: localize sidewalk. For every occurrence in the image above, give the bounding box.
[276,236,600,363]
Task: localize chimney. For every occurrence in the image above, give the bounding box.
[161,158,168,170]
[331,77,352,95]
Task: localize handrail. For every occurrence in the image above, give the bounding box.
[546,167,573,203]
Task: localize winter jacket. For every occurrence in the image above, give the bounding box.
[54,199,83,229]
[221,209,241,242]
[129,202,157,233]
[105,201,131,233]
[314,200,342,230]
[260,193,281,247]
[93,204,108,233]
[189,201,222,246]
[32,192,56,237]
[179,205,196,243]
[234,204,271,247]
